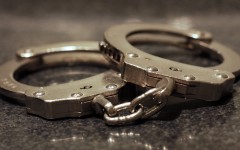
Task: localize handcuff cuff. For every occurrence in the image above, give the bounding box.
[0,41,127,119]
[0,41,173,124]
[0,23,240,125]
[98,23,240,125]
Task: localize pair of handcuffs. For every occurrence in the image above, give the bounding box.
[0,23,240,125]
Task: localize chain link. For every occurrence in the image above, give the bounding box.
[92,77,175,125]
[104,102,144,125]
[130,77,175,119]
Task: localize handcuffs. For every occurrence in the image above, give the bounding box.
[0,23,240,125]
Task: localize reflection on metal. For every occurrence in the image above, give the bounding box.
[179,134,195,143]
[107,137,115,143]
[163,146,168,150]
[51,136,84,142]
[188,135,193,140]
[47,131,174,150]
[108,131,156,150]
[110,131,140,137]
[48,130,201,150]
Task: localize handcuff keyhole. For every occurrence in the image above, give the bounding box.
[169,67,182,72]
[80,85,93,89]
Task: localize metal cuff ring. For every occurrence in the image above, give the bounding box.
[0,41,125,119]
[101,23,240,101]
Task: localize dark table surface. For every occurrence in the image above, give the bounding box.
[0,0,240,149]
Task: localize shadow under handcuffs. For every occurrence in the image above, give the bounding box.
[151,94,234,121]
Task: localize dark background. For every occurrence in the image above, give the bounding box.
[0,0,240,149]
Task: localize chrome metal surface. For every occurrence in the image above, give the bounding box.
[130,77,175,119]
[93,77,175,125]
[93,96,144,125]
[1,2,240,148]
[0,41,125,119]
[102,23,240,101]
[104,102,144,125]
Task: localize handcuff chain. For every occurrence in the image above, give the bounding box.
[92,77,175,125]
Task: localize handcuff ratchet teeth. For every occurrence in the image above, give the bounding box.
[101,23,240,104]
[0,41,126,120]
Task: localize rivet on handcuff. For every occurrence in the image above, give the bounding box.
[0,23,240,126]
